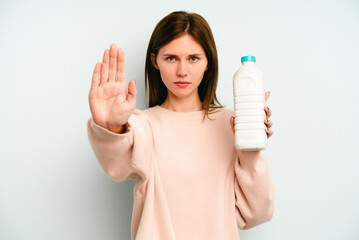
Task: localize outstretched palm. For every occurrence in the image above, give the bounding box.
[89,44,137,133]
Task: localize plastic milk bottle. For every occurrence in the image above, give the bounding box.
[233,56,267,151]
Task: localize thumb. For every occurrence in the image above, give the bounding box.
[265,91,270,102]
[127,79,137,103]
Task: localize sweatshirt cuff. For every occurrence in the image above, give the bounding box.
[87,118,133,144]
[237,150,267,172]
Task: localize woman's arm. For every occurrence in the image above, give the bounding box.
[234,151,275,229]
[87,111,152,184]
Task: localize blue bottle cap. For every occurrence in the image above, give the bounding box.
[241,56,256,62]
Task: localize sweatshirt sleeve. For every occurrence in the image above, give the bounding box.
[87,110,152,184]
[233,150,275,230]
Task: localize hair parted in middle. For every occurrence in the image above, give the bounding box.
[145,11,222,118]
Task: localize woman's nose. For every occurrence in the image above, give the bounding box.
[176,61,188,77]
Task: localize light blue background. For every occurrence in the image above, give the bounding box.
[1,0,358,239]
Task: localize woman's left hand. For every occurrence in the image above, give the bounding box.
[230,91,274,139]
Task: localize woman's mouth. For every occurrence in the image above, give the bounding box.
[174,81,191,88]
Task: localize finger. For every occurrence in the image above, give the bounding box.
[265,91,270,102]
[127,79,137,104]
[264,118,273,128]
[264,106,272,118]
[109,44,117,83]
[117,48,126,84]
[265,128,274,138]
[91,62,101,89]
[100,49,110,85]
[230,116,235,134]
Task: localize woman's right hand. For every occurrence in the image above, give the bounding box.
[89,44,137,133]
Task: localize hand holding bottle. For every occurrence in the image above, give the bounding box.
[89,44,137,133]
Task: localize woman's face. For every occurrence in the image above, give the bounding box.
[152,34,208,101]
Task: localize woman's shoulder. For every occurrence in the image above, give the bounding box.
[208,106,234,119]
[132,106,164,122]
[127,108,153,126]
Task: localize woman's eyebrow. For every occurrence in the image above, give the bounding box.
[162,53,203,56]
[162,53,178,57]
[188,53,203,56]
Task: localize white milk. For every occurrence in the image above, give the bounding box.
[233,56,267,151]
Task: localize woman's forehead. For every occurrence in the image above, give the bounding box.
[159,34,205,55]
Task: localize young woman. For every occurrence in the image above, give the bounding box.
[88,11,274,240]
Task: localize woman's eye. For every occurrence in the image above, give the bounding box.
[190,57,198,62]
[167,56,176,62]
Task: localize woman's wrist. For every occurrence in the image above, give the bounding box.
[107,122,130,134]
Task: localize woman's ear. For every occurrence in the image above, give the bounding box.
[151,53,159,70]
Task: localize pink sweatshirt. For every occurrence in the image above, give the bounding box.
[87,105,274,240]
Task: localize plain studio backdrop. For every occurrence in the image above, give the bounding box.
[1,0,358,239]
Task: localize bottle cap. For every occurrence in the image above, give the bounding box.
[241,56,256,62]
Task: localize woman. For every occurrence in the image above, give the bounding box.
[88,11,274,240]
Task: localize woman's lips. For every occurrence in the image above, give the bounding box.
[174,81,191,88]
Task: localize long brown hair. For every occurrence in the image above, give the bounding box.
[145,11,222,118]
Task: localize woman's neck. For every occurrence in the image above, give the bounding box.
[161,93,202,112]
